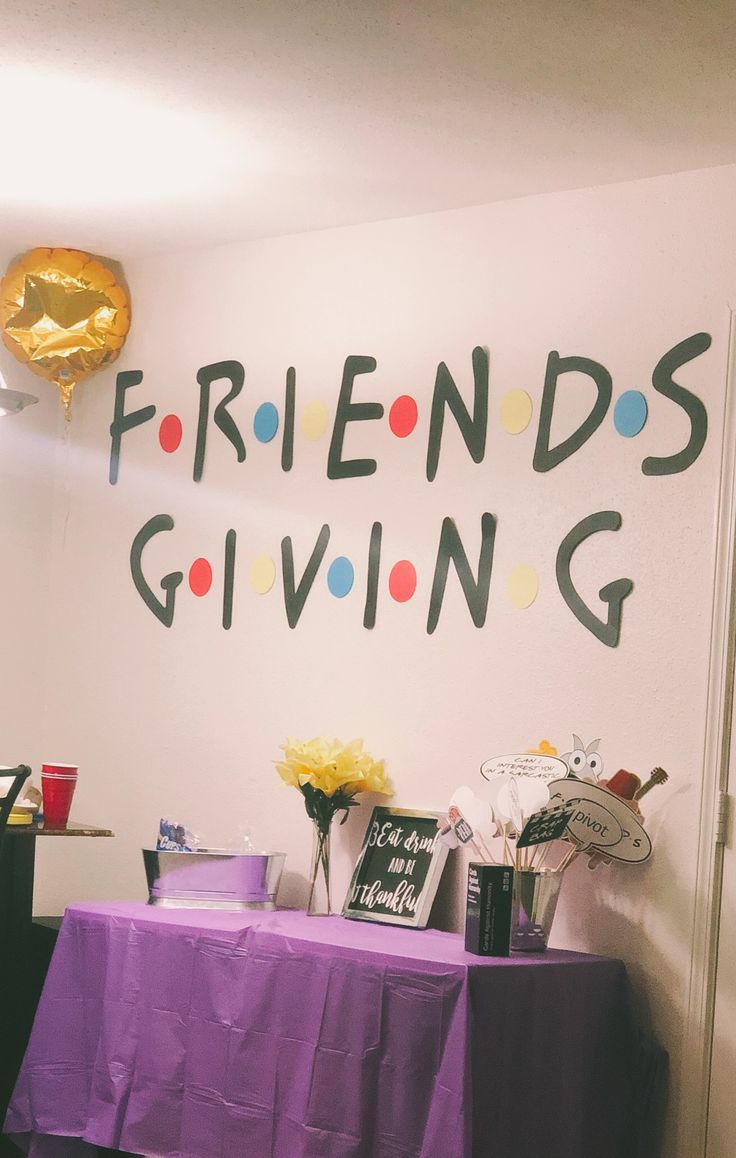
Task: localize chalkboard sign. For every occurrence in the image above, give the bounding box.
[342,807,449,928]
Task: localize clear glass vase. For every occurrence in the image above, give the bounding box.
[307,819,333,915]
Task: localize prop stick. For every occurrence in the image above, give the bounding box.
[555,840,586,873]
[470,824,497,864]
[486,803,514,866]
[533,839,561,872]
[501,824,514,867]
[479,837,497,863]
[529,841,550,871]
[467,831,493,863]
[468,836,489,862]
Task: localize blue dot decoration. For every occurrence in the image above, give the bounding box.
[614,391,648,438]
[253,402,279,443]
[327,557,355,598]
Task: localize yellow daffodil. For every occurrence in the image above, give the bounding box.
[276,737,392,915]
[275,736,392,803]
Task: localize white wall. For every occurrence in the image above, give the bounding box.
[16,165,736,1157]
[0,333,58,770]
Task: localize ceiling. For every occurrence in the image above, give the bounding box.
[2,0,736,259]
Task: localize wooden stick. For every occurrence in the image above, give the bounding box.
[467,837,487,863]
[533,839,557,872]
[469,832,497,865]
[503,831,514,867]
[559,849,580,873]
[474,831,497,864]
[555,841,585,873]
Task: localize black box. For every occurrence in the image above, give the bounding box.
[464,863,514,957]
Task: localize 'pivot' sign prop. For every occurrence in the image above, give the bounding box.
[546,778,652,863]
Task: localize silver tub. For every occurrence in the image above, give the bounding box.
[143,848,286,910]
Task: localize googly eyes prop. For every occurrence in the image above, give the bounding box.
[585,751,603,780]
[561,734,604,781]
[567,747,587,775]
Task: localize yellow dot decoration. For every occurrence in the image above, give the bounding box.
[527,740,558,756]
[507,564,539,609]
[301,400,329,440]
[249,554,276,595]
[500,389,533,435]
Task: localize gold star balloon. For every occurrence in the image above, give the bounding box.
[0,247,131,419]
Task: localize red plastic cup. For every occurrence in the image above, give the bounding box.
[41,763,78,829]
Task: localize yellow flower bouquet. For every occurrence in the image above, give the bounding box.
[275,736,392,914]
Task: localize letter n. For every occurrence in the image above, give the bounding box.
[427,513,496,634]
[426,346,489,482]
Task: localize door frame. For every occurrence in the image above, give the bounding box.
[679,309,736,1156]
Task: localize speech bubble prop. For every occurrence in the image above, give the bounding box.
[514,776,551,818]
[546,778,652,863]
[481,752,569,783]
[497,776,524,834]
[481,775,519,836]
[478,754,558,837]
[564,799,622,849]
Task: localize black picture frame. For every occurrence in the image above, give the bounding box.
[342,806,449,928]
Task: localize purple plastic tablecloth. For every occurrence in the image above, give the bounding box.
[4,902,637,1158]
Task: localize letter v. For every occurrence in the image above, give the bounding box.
[281,525,331,628]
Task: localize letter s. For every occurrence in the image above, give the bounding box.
[642,332,710,476]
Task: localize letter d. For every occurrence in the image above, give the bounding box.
[534,351,612,472]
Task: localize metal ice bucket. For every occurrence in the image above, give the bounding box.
[142,848,286,910]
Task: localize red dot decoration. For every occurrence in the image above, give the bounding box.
[389,395,418,438]
[389,560,417,602]
[159,414,183,453]
[189,558,213,597]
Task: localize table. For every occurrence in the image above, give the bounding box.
[4,902,641,1158]
[1,822,114,944]
[0,824,114,1156]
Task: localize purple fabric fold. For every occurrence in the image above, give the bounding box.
[4,902,636,1158]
